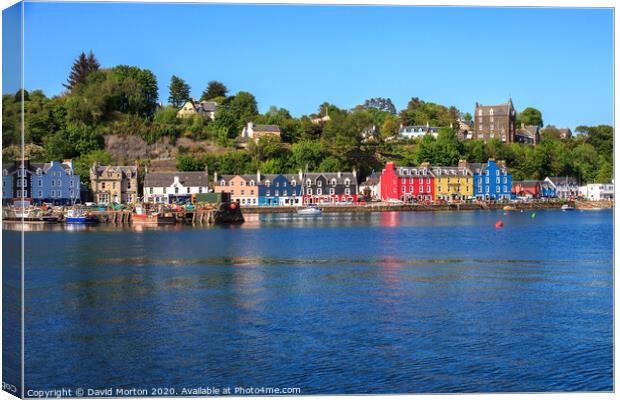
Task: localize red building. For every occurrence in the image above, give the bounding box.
[380,162,435,202]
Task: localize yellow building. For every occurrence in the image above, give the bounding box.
[431,160,474,201]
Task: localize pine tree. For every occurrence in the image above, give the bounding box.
[168,75,191,108]
[200,81,228,101]
[63,50,100,91]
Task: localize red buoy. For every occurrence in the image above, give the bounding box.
[230,203,237,210]
[495,220,504,228]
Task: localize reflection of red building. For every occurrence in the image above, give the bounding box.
[380,162,435,202]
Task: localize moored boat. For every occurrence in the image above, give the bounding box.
[297,204,323,216]
[64,208,100,224]
[561,204,575,211]
[132,205,176,224]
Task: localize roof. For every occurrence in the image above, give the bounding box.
[546,176,578,185]
[254,124,281,132]
[516,125,539,138]
[432,166,472,177]
[303,172,357,184]
[145,171,209,188]
[91,165,138,178]
[395,166,434,177]
[475,99,515,117]
[198,101,217,112]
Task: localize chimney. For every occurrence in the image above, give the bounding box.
[214,172,218,184]
[521,122,525,129]
[299,169,303,181]
[385,162,395,172]
[257,170,261,183]
[420,162,430,168]
[337,171,342,178]
[353,167,357,179]
[458,159,469,169]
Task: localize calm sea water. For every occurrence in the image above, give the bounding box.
[9,209,614,394]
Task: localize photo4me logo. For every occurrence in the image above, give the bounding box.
[2,382,17,394]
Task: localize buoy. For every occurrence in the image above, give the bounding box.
[230,203,237,210]
[531,213,536,218]
[495,220,504,228]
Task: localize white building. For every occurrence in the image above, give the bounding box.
[144,171,210,204]
[578,181,614,201]
[399,123,439,140]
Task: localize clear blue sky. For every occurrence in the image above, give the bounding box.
[17,2,615,130]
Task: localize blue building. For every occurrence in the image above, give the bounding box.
[3,159,81,205]
[258,173,303,206]
[471,159,512,201]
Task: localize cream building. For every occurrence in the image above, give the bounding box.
[90,164,139,204]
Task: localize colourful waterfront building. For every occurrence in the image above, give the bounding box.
[471,159,512,201]
[380,162,435,202]
[301,171,358,205]
[512,180,555,198]
[3,158,81,205]
[213,173,260,206]
[431,160,474,201]
[258,174,303,206]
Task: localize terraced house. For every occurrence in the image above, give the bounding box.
[3,158,81,205]
[144,170,210,204]
[259,174,303,206]
[302,171,358,204]
[213,173,260,206]
[380,162,435,202]
[432,160,474,201]
[471,159,512,200]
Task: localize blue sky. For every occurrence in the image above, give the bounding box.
[16,2,615,130]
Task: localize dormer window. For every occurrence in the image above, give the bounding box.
[291,180,296,186]
[36,168,42,175]
[220,180,226,186]
[306,179,311,187]
[331,179,337,186]
[317,180,322,187]
[265,180,271,187]
[489,109,494,116]
[249,180,255,186]
[3,169,7,177]
[344,178,350,186]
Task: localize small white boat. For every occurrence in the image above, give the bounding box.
[561,204,575,211]
[297,205,323,216]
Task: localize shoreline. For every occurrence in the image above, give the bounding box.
[241,200,613,214]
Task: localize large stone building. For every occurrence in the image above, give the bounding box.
[144,170,210,204]
[473,98,517,143]
[90,164,139,204]
[177,99,218,120]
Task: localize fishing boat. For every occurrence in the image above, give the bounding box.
[132,205,176,224]
[64,208,99,224]
[297,204,323,216]
[561,204,575,211]
[502,205,516,211]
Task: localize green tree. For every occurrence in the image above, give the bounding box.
[168,75,191,107]
[200,81,228,101]
[517,107,543,127]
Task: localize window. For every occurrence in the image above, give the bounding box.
[329,188,335,195]
[486,187,490,193]
[265,180,271,187]
[496,178,500,184]
[70,180,74,187]
[51,180,56,187]
[345,188,350,195]
[307,188,312,195]
[163,188,167,194]
[36,168,42,176]
[199,187,203,193]
[275,190,279,196]
[317,188,322,195]
[485,177,489,184]
[187,188,190,193]
[504,177,507,184]
[426,178,430,184]
[284,190,288,196]
[38,190,42,197]
[275,182,279,187]
[496,186,500,193]
[240,180,245,186]
[250,190,254,195]
[345,179,350,186]
[503,185,507,192]
[220,180,226,186]
[150,187,153,194]
[496,170,500,176]
[266,190,270,196]
[317,180,322,187]
[331,178,337,186]
[241,190,245,195]
[402,186,406,193]
[283,182,287,187]
[249,180,255,186]
[291,180,296,186]
[175,187,179,194]
[427,185,431,192]
[306,179,311,187]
